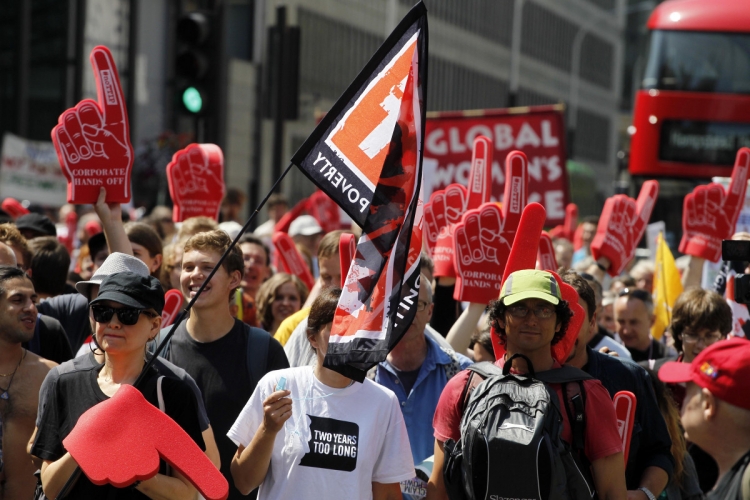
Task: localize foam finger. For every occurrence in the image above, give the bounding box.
[444,184,467,224]
[90,46,126,132]
[455,225,472,267]
[62,110,90,160]
[466,136,493,210]
[464,213,483,262]
[502,150,528,231]
[55,126,81,165]
[724,147,750,222]
[501,202,546,284]
[632,180,659,238]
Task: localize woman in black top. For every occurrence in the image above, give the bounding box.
[31,272,204,499]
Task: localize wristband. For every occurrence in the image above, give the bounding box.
[596,261,608,272]
[638,486,656,500]
[130,480,141,490]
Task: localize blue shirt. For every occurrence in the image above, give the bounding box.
[374,335,472,463]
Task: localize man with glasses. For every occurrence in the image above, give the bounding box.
[371,274,472,465]
[615,288,674,362]
[428,269,627,499]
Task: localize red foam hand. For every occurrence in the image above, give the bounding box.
[306,190,342,234]
[272,232,315,291]
[161,289,183,328]
[1,198,29,219]
[52,46,133,204]
[167,144,225,222]
[548,203,578,242]
[537,232,557,271]
[339,232,356,288]
[679,148,750,262]
[452,151,530,301]
[426,136,494,272]
[425,184,466,276]
[613,391,637,464]
[549,271,584,365]
[573,223,584,251]
[63,385,228,500]
[590,181,659,276]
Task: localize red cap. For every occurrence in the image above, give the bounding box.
[659,337,750,410]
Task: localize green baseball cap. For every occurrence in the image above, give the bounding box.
[499,269,561,306]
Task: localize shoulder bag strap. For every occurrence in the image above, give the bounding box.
[246,326,271,387]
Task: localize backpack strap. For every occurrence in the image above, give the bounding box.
[460,362,503,410]
[741,454,750,500]
[534,365,593,384]
[246,326,271,388]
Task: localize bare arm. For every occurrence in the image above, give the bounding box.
[135,468,198,500]
[590,452,627,500]
[202,425,221,469]
[445,303,486,355]
[230,390,292,495]
[372,481,403,500]
[41,455,80,499]
[426,440,449,500]
[681,256,704,290]
[627,466,668,500]
[93,187,132,255]
[586,256,611,284]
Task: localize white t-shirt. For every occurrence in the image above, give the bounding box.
[227,366,415,500]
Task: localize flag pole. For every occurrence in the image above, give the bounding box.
[54,162,296,499]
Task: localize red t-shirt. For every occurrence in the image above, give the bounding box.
[433,359,623,463]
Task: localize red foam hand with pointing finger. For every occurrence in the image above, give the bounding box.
[167,144,225,222]
[590,181,659,276]
[52,46,133,204]
[452,150,528,302]
[63,384,228,500]
[273,232,316,291]
[549,203,578,242]
[537,232,557,271]
[426,136,493,273]
[306,190,342,234]
[679,148,750,262]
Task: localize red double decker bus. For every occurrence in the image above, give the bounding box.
[629,0,750,180]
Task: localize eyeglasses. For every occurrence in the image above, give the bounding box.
[507,304,556,319]
[618,288,653,304]
[416,300,431,312]
[681,331,723,345]
[91,305,156,326]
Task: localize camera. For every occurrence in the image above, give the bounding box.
[722,240,750,304]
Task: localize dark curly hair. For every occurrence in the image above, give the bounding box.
[487,298,573,347]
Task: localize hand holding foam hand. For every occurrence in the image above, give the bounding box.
[63,385,228,500]
[273,232,316,291]
[52,46,133,204]
[425,136,493,275]
[679,148,750,262]
[452,151,529,302]
[167,144,225,222]
[590,181,659,276]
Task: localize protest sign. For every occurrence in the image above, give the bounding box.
[0,133,68,206]
[424,104,568,225]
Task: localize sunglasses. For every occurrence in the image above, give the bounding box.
[91,305,156,326]
[507,304,556,319]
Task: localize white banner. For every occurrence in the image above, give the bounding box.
[0,132,68,206]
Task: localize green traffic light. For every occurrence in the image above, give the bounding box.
[182,86,203,113]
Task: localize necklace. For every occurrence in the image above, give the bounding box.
[0,349,26,400]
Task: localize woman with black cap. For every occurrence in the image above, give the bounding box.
[31,272,206,499]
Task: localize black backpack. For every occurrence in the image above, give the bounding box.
[443,354,597,500]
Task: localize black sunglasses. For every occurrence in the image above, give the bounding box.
[91,305,155,326]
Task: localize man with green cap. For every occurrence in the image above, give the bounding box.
[427,269,628,500]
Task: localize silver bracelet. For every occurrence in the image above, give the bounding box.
[638,486,657,500]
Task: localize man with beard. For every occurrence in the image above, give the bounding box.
[0,266,55,499]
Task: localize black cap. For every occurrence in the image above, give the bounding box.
[15,213,56,237]
[90,272,164,314]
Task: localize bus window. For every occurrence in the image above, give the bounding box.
[642,31,750,94]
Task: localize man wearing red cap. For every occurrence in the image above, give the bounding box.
[659,338,750,499]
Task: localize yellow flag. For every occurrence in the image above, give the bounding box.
[651,232,683,340]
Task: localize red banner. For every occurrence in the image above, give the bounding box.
[424,105,569,225]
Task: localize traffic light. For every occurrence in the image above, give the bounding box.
[175,11,214,115]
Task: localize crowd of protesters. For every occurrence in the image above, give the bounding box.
[0,185,749,500]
